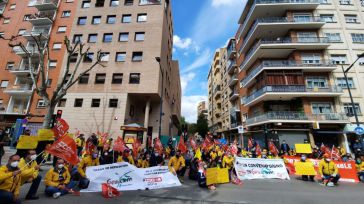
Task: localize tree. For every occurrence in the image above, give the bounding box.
[196,114,208,138]
[3,34,104,129]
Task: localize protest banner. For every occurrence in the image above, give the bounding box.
[295,144,312,154]
[284,156,359,183]
[37,129,55,141]
[53,118,69,139]
[234,157,290,180]
[16,135,38,149]
[294,161,316,176]
[82,162,181,192]
[46,135,79,165]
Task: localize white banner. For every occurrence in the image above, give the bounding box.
[82,162,181,192]
[234,157,290,180]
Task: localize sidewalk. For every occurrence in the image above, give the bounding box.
[1,146,16,165]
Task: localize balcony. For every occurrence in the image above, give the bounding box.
[29,11,55,26]
[242,85,343,106]
[4,84,33,96]
[23,28,50,41]
[227,61,237,74]
[214,86,222,98]
[246,111,349,127]
[227,41,236,59]
[13,46,40,57]
[242,60,336,88]
[241,37,330,71]
[214,64,221,75]
[229,91,239,101]
[34,0,58,11]
[8,67,32,76]
[237,0,320,40]
[228,75,238,87]
[240,16,325,54]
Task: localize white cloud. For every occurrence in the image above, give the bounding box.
[182,95,207,123]
[182,48,212,73]
[173,35,192,49]
[180,72,196,94]
[212,0,242,7]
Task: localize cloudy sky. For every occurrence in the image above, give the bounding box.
[172,0,247,123]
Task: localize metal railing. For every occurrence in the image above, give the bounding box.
[29,11,55,21]
[242,60,335,86]
[228,75,238,86]
[242,85,342,104]
[36,0,58,5]
[139,0,162,5]
[229,90,239,98]
[23,28,50,37]
[227,61,237,73]
[227,42,236,57]
[5,84,33,92]
[246,111,348,125]
[13,46,40,54]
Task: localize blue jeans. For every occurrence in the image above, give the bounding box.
[0,190,21,204]
[358,171,364,182]
[322,174,340,184]
[45,181,77,197]
[26,175,42,197]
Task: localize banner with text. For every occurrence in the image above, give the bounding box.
[234,157,290,180]
[82,162,181,192]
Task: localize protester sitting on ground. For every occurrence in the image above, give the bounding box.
[298,154,315,182]
[222,152,234,170]
[18,150,41,200]
[140,153,150,168]
[355,157,364,182]
[197,161,216,190]
[168,150,186,183]
[99,146,114,165]
[189,158,199,180]
[318,153,340,187]
[77,150,100,189]
[117,149,135,165]
[0,154,22,204]
[260,149,268,159]
[45,158,77,199]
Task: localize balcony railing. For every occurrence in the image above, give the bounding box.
[227,61,237,74]
[4,84,33,93]
[242,60,335,87]
[13,46,39,55]
[23,29,50,37]
[227,41,236,58]
[228,75,238,86]
[246,111,348,125]
[139,0,161,5]
[242,85,342,105]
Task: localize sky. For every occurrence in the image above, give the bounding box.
[172,0,247,123]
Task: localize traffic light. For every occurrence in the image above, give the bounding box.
[56,110,63,119]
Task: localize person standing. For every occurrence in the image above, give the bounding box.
[18,150,41,200]
[168,150,186,183]
[318,154,340,187]
[0,154,22,204]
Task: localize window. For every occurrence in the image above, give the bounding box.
[361,0,364,6]
[330,54,348,64]
[132,52,143,61]
[293,13,313,22]
[107,15,116,24]
[320,14,335,23]
[57,26,67,33]
[18,29,26,36]
[95,73,106,84]
[325,33,341,42]
[345,15,359,23]
[339,0,351,5]
[88,34,97,43]
[112,73,123,84]
[135,32,145,41]
[124,0,133,5]
[6,62,14,70]
[79,74,89,84]
[28,0,37,6]
[73,34,83,43]
[3,18,10,24]
[91,99,101,107]
[49,60,57,68]
[64,74,71,83]
[103,33,113,42]
[74,99,83,107]
[82,0,91,8]
[301,53,321,64]
[92,16,101,24]
[122,14,132,23]
[312,103,332,114]
[344,103,361,115]
[139,0,161,5]
[109,99,118,108]
[137,13,147,22]
[46,79,52,87]
[129,73,140,84]
[53,43,62,50]
[77,17,87,25]
[62,11,71,18]
[0,80,9,88]
[9,4,16,10]
[306,77,328,88]
[37,100,46,108]
[337,77,355,88]
[84,52,94,62]
[100,52,110,61]
[58,99,66,107]
[351,33,364,43]
[358,55,364,65]
[95,0,105,7]
[110,0,119,6]
[115,52,126,62]
[23,15,31,21]
[119,32,129,42]
[70,54,78,63]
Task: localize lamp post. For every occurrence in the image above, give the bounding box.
[155,57,163,139]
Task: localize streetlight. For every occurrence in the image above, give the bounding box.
[341,53,364,139]
[155,57,163,139]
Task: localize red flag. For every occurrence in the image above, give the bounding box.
[178,136,187,153]
[154,138,163,154]
[113,137,126,152]
[189,136,198,150]
[100,132,109,144]
[214,139,221,146]
[331,145,341,161]
[53,118,69,139]
[46,135,79,165]
[255,143,262,156]
[320,143,331,155]
[132,139,141,157]
[248,138,253,149]
[201,138,213,151]
[268,141,279,156]
[101,183,120,198]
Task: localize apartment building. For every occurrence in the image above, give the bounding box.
[236,0,364,150]
[55,0,181,145]
[0,0,76,130]
[197,100,207,119]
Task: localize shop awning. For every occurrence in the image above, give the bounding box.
[343,124,364,133]
[120,123,147,131]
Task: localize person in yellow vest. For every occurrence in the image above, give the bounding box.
[77,150,100,189]
[45,158,77,199]
[318,153,340,187]
[337,146,346,158]
[75,134,85,157]
[117,149,135,165]
[222,153,234,170]
[0,154,22,204]
[18,150,41,200]
[168,150,186,182]
[210,149,218,161]
[141,154,150,168]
